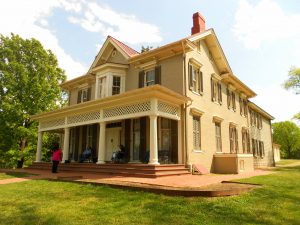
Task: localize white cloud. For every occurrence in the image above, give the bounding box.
[251,84,300,122]
[233,0,300,49]
[67,1,162,45]
[0,0,87,80]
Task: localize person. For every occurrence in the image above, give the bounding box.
[51,143,62,173]
[111,145,126,163]
[80,146,92,162]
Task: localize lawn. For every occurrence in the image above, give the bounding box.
[275,159,300,166]
[0,165,299,225]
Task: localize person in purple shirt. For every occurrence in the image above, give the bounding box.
[51,143,62,173]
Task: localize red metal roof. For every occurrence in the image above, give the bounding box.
[108,36,140,57]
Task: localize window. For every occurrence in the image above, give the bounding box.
[229,126,238,153]
[145,70,155,86]
[112,76,121,95]
[139,66,161,88]
[77,87,91,103]
[242,129,251,154]
[193,116,201,150]
[211,77,222,104]
[239,97,248,117]
[227,89,236,111]
[215,122,222,152]
[189,63,203,94]
[249,109,263,129]
[98,77,106,98]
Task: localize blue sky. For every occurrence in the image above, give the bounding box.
[0,0,299,122]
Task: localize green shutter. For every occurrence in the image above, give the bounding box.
[155,66,161,85]
[139,70,144,88]
[77,90,82,103]
[189,63,193,90]
[87,87,91,101]
[199,71,203,93]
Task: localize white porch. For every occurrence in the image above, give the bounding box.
[32,85,189,165]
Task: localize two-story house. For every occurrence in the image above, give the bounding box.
[32,12,275,174]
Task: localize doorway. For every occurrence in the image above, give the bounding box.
[105,127,121,161]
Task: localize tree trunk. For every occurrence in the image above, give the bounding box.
[17,138,27,168]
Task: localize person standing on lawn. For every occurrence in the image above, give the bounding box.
[51,143,62,173]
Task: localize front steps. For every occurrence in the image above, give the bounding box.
[27,162,190,178]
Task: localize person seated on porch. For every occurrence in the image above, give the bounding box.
[111,145,126,163]
[80,146,92,162]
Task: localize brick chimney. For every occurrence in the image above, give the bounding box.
[191,12,206,35]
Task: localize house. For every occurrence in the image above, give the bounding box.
[31,12,275,174]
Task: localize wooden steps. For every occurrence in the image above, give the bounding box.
[27,162,190,178]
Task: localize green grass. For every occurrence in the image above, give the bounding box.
[0,166,299,225]
[275,159,300,166]
[0,172,37,180]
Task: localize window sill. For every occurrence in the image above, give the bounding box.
[213,101,222,106]
[191,90,203,96]
[192,149,203,153]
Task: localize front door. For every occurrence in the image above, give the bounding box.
[105,128,121,161]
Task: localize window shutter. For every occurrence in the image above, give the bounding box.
[68,91,71,106]
[235,128,239,153]
[77,90,82,103]
[218,83,222,104]
[139,70,144,88]
[239,97,243,115]
[227,89,230,109]
[155,66,161,85]
[189,63,193,90]
[211,77,214,101]
[87,87,91,101]
[232,93,236,111]
[229,127,232,153]
[199,71,203,93]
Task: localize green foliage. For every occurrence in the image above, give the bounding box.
[141,45,153,53]
[284,66,300,94]
[0,33,66,168]
[0,164,300,224]
[284,67,300,120]
[273,121,300,159]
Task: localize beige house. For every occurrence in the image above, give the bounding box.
[32,12,275,174]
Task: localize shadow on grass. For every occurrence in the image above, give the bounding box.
[4,171,38,178]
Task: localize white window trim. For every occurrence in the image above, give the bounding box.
[95,72,125,99]
[144,69,155,87]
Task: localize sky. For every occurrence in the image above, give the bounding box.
[0,0,299,123]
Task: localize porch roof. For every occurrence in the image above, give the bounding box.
[31,85,190,122]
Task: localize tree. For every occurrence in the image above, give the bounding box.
[141,45,153,53]
[284,66,300,120]
[0,33,66,168]
[273,121,300,159]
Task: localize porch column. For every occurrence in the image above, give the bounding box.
[35,131,43,162]
[149,115,159,165]
[62,127,70,163]
[97,122,106,164]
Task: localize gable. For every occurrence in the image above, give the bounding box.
[88,36,139,73]
[94,43,128,67]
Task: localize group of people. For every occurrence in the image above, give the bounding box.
[50,143,127,173]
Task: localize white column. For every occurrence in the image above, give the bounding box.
[62,127,70,163]
[149,115,159,165]
[177,119,182,164]
[97,122,106,164]
[35,131,43,162]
